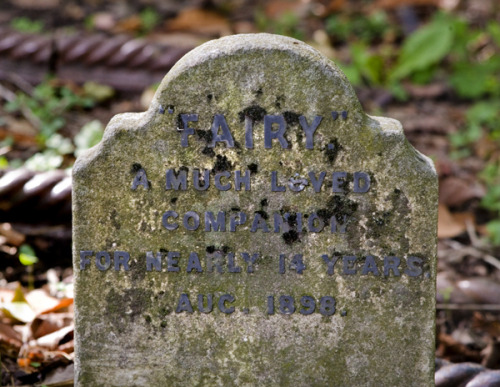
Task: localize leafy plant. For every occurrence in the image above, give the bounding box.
[10,17,44,33]
[326,11,390,45]
[74,120,104,157]
[450,99,500,244]
[390,13,454,82]
[255,10,304,40]
[5,79,95,143]
[19,245,38,290]
[22,120,104,171]
[140,7,160,34]
[19,244,38,266]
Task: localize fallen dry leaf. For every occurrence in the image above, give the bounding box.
[0,321,22,357]
[0,283,36,323]
[25,288,73,316]
[436,332,482,362]
[31,312,73,340]
[439,176,485,208]
[30,325,73,351]
[264,0,307,19]
[438,204,475,239]
[165,8,231,36]
[113,15,142,34]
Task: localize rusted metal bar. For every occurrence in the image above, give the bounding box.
[0,169,71,223]
[0,28,195,92]
[435,359,500,387]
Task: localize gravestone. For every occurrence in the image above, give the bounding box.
[73,34,437,386]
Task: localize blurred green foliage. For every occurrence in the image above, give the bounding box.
[5,80,95,143]
[326,10,390,44]
[74,120,104,157]
[19,244,38,266]
[255,10,304,40]
[139,7,161,35]
[4,80,106,171]
[10,17,44,33]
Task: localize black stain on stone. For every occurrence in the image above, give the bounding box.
[105,287,153,331]
[202,146,216,157]
[130,163,142,174]
[206,245,230,254]
[110,209,121,230]
[283,230,299,245]
[207,94,213,102]
[260,198,268,207]
[341,172,353,192]
[212,155,233,173]
[238,105,267,122]
[176,114,183,128]
[366,189,410,252]
[248,163,258,173]
[283,111,302,145]
[254,210,269,220]
[325,138,342,163]
[231,206,241,211]
[275,95,285,109]
[160,248,169,254]
[373,211,391,226]
[254,88,263,97]
[286,213,299,228]
[170,197,178,204]
[283,111,300,126]
[130,256,146,283]
[196,129,213,143]
[317,195,358,223]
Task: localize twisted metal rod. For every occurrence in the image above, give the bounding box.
[0,28,194,91]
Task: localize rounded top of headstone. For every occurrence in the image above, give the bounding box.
[153,33,363,118]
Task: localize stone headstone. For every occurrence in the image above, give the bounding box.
[73,34,437,386]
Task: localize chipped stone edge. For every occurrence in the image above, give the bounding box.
[369,115,437,175]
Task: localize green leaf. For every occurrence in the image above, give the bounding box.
[19,244,38,266]
[24,150,63,172]
[0,156,9,169]
[10,17,44,33]
[140,7,160,33]
[391,14,454,81]
[45,133,75,155]
[466,101,500,124]
[486,220,500,245]
[487,21,500,47]
[74,120,104,156]
[83,82,115,103]
[338,64,362,86]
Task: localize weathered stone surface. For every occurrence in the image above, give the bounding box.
[73,34,437,386]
